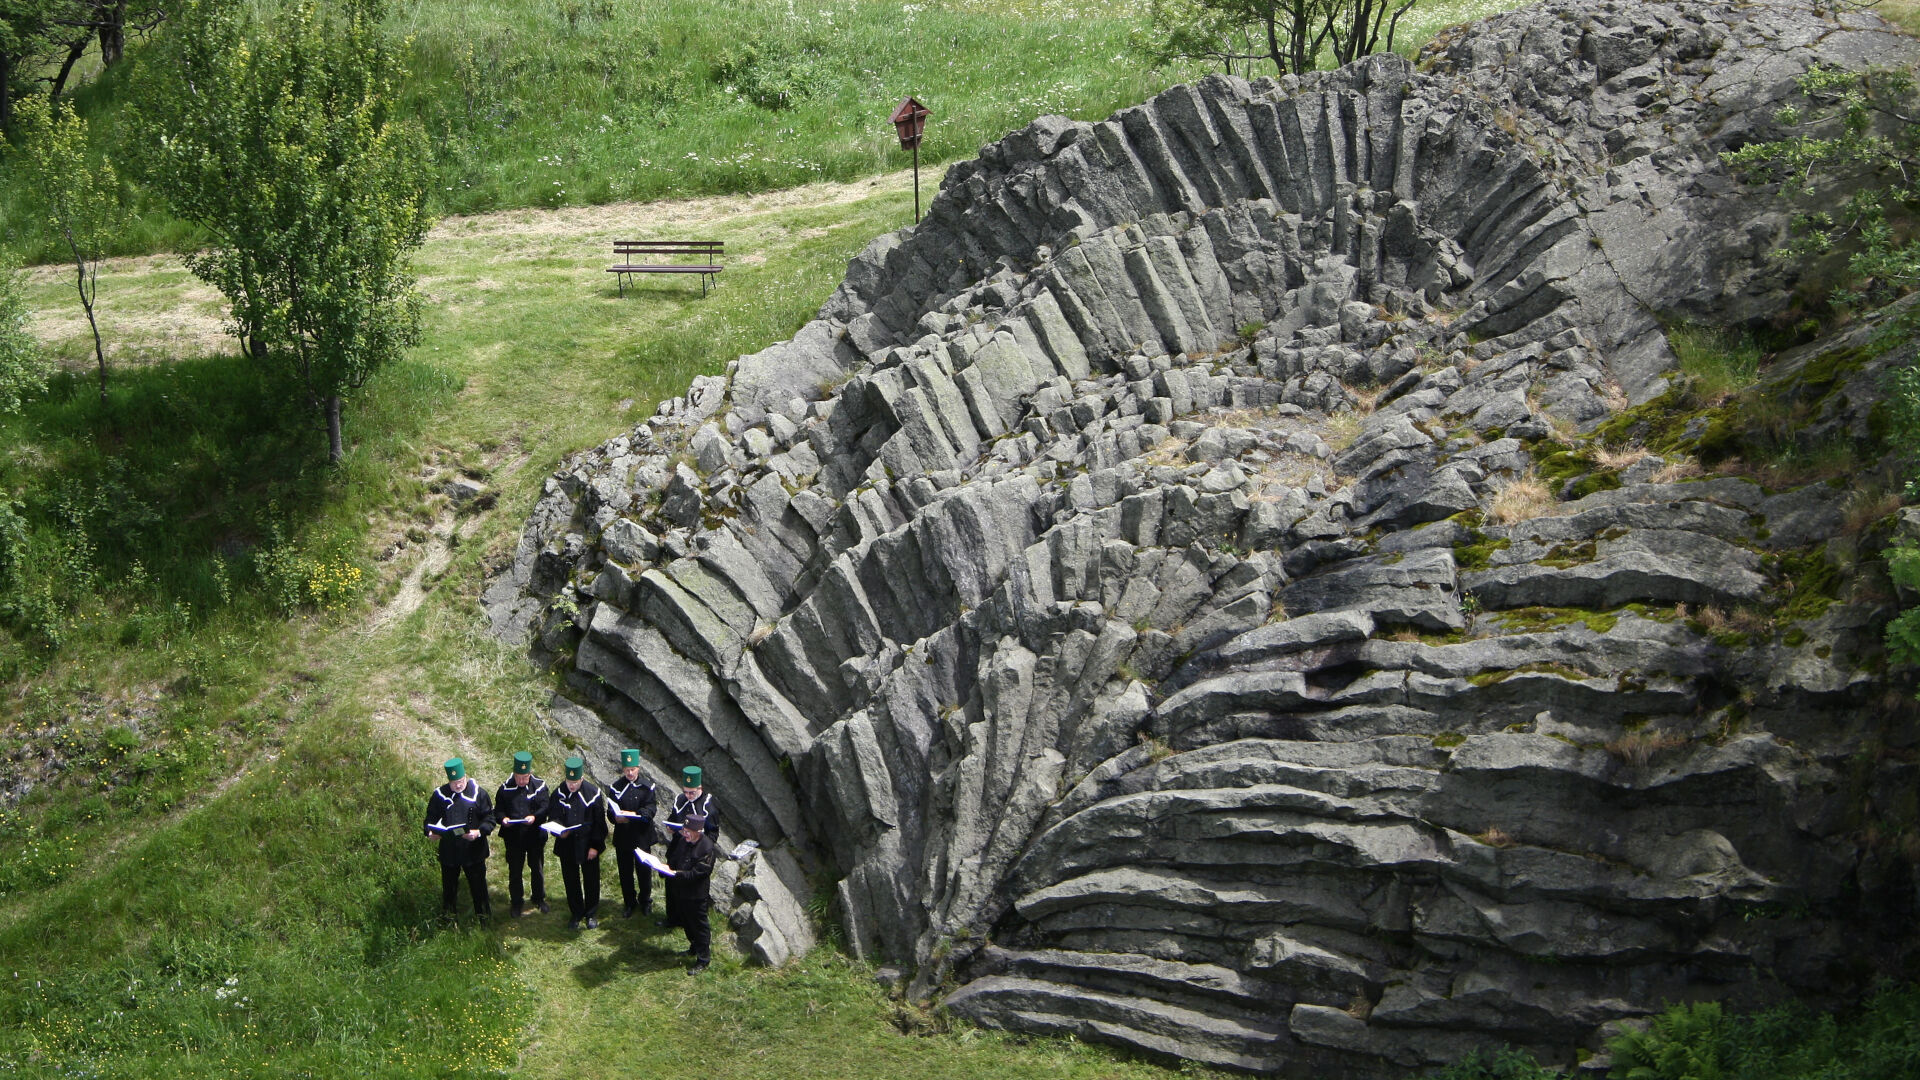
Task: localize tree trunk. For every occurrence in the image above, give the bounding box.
[74,251,108,405]
[51,36,89,102]
[99,1,128,66]
[0,54,13,133]
[325,394,343,464]
[1265,7,1284,75]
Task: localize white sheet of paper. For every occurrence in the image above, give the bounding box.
[427,820,454,833]
[540,821,571,836]
[728,840,760,862]
[634,848,676,877]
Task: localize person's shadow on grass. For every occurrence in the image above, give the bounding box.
[569,918,691,987]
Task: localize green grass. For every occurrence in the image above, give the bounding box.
[0,0,1532,265]
[1424,987,1920,1080]
[1669,325,1765,403]
[0,0,1196,263]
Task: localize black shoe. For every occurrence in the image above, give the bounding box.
[689,957,710,973]
[568,919,581,931]
[639,903,652,916]
[655,918,675,930]
[511,905,524,919]
[623,902,636,919]
[537,900,550,914]
[585,917,599,929]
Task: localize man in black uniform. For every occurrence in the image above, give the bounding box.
[547,756,607,930]
[424,757,494,919]
[665,813,717,972]
[607,749,658,919]
[666,764,720,839]
[659,764,719,930]
[494,751,551,918]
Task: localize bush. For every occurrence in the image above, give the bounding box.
[0,253,51,413]
[1607,988,1920,1080]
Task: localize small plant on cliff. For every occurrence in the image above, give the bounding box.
[1720,63,1920,310]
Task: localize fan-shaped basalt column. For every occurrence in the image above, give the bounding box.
[484,1,1920,1072]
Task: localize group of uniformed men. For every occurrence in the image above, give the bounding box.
[424,749,722,971]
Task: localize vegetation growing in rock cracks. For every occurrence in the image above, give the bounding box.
[1426,983,1920,1079]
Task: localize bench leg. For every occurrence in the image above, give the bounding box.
[619,272,625,298]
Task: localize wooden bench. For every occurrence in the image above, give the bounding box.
[608,240,724,297]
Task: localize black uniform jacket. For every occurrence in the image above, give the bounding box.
[607,777,658,848]
[424,782,494,865]
[666,830,716,883]
[666,792,719,839]
[546,781,608,860]
[494,775,551,841]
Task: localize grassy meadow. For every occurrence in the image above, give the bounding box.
[0,0,1525,263]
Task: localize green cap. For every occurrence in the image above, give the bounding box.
[565,756,585,781]
[681,765,702,788]
[621,748,640,768]
[444,758,465,782]
[512,752,532,775]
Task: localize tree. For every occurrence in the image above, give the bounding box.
[48,1,169,102]
[1137,0,1416,79]
[1718,62,1920,674]
[0,250,50,413]
[1,0,69,131]
[134,0,431,464]
[8,93,118,403]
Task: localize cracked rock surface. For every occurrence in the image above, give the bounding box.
[486,1,1920,1072]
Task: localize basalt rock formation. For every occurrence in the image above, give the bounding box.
[485,1,1920,1072]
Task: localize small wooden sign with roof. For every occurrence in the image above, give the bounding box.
[890,96,932,222]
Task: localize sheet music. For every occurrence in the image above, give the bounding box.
[540,821,576,837]
[633,848,676,877]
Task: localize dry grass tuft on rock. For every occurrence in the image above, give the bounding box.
[1607,729,1689,768]
[1489,468,1555,523]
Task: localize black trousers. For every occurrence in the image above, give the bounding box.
[440,859,489,915]
[614,840,654,913]
[666,876,711,959]
[558,852,601,920]
[503,831,547,909]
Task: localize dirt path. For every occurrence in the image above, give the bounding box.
[22,168,933,363]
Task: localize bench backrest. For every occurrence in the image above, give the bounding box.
[613,240,723,259]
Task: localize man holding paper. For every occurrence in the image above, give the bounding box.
[659,765,719,930]
[607,749,659,919]
[423,757,494,919]
[494,752,551,918]
[545,756,607,930]
[665,813,718,972]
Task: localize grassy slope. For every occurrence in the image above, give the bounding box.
[0,0,1521,263]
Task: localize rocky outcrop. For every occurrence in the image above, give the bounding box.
[485,1,1920,1073]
